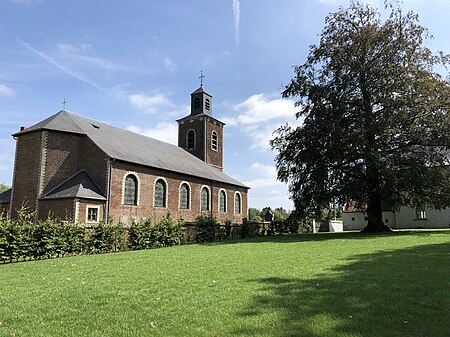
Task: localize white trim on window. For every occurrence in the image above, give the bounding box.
[86,205,100,224]
[211,130,218,151]
[234,191,242,214]
[186,129,196,149]
[153,177,169,208]
[122,171,140,206]
[179,181,191,210]
[218,189,227,213]
[200,185,211,212]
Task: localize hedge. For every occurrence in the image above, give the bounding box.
[0,211,186,263]
[0,209,269,264]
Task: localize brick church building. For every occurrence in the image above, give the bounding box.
[0,86,249,225]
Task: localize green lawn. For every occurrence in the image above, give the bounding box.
[0,230,449,337]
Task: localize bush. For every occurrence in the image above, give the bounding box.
[195,215,219,242]
[128,214,185,250]
[0,210,185,264]
[241,219,260,238]
[86,222,126,254]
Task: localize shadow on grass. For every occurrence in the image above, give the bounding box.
[233,242,450,337]
[202,229,450,247]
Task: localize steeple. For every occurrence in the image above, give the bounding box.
[190,71,212,116]
[177,77,225,171]
[190,86,212,116]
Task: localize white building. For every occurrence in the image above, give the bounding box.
[343,207,450,230]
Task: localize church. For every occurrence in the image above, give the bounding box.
[1,85,249,225]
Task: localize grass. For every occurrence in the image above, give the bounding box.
[0,230,449,337]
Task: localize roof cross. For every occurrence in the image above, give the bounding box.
[62,98,67,110]
[199,70,205,87]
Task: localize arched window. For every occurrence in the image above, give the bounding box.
[201,187,210,211]
[194,97,201,109]
[187,130,195,149]
[234,192,241,214]
[179,183,190,209]
[205,98,210,111]
[154,179,167,207]
[124,174,138,205]
[219,190,226,213]
[211,130,218,151]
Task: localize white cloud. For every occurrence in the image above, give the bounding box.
[232,0,240,49]
[128,91,189,116]
[249,162,277,177]
[55,43,127,71]
[7,0,41,4]
[17,39,104,91]
[244,162,283,189]
[126,123,178,145]
[230,93,298,126]
[0,84,14,97]
[56,43,93,53]
[163,57,177,72]
[128,92,176,114]
[224,93,301,151]
[17,40,130,93]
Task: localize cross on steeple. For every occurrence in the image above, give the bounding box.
[62,98,67,110]
[199,70,205,87]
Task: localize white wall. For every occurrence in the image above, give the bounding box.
[343,211,396,230]
[343,207,450,230]
[329,220,343,232]
[395,207,450,229]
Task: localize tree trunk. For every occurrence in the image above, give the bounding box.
[361,189,392,232]
[361,163,392,232]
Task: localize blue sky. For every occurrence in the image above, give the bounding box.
[1,0,449,210]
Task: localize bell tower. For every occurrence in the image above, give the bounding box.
[177,75,225,171]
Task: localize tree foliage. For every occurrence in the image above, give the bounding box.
[0,183,10,194]
[248,208,263,222]
[271,1,450,232]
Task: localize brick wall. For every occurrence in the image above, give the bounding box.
[178,117,205,161]
[178,117,224,170]
[10,131,44,216]
[205,119,223,170]
[80,137,108,194]
[41,131,83,194]
[40,131,107,195]
[11,129,108,220]
[76,200,105,225]
[38,199,75,221]
[109,160,248,225]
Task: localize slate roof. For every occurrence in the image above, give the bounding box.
[191,86,211,96]
[16,110,248,188]
[176,112,225,125]
[39,170,106,200]
[0,189,11,203]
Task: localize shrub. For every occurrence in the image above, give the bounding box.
[154,213,185,247]
[86,222,126,254]
[241,218,260,238]
[128,214,185,250]
[195,214,219,242]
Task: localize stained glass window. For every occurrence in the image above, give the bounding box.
[154,179,166,207]
[124,175,137,205]
[180,183,189,209]
[201,187,209,211]
[219,190,226,212]
[234,193,241,214]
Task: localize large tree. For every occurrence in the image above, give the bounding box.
[271,1,450,232]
